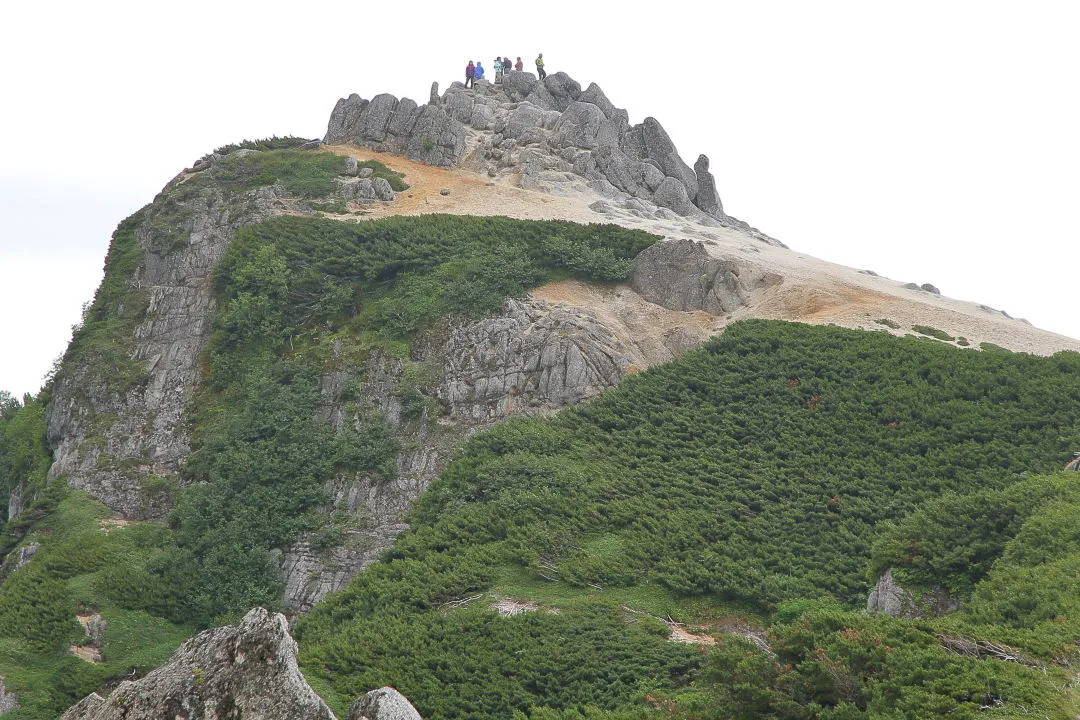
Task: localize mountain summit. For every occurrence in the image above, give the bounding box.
[3,71,1080,720]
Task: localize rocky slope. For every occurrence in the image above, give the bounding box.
[28,70,1080,623]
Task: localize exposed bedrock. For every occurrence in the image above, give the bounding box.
[325,72,756,227]
[630,238,781,314]
[280,295,689,612]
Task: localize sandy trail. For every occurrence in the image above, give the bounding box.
[321,145,1080,356]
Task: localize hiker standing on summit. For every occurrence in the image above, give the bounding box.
[465,60,475,89]
[515,56,523,71]
[535,53,546,80]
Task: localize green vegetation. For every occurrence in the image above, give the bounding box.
[211,135,312,155]
[0,393,50,527]
[0,492,193,720]
[10,143,1080,717]
[912,324,955,342]
[54,210,151,393]
[93,213,657,628]
[873,318,899,329]
[296,321,1080,719]
[213,214,656,346]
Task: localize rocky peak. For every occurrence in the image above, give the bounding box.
[324,71,765,235]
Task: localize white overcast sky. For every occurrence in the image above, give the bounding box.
[2,0,1078,397]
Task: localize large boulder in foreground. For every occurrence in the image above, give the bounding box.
[348,687,422,720]
[61,608,336,720]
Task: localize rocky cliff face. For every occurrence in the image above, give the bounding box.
[325,72,777,244]
[45,181,280,519]
[60,608,336,720]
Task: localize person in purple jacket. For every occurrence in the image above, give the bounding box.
[465,60,475,89]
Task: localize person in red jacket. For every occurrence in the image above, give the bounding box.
[465,61,475,89]
[514,56,523,72]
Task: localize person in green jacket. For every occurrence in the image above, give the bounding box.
[535,53,546,80]
[494,57,504,82]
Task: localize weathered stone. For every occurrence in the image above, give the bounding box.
[5,482,22,521]
[373,178,395,201]
[593,145,642,196]
[344,157,359,176]
[348,687,422,720]
[469,103,495,131]
[325,94,369,144]
[640,117,699,200]
[84,614,108,648]
[551,102,606,150]
[920,283,941,295]
[866,569,919,618]
[439,188,450,196]
[578,82,617,119]
[60,608,335,720]
[504,103,547,139]
[693,154,724,217]
[631,238,779,315]
[653,177,695,215]
[0,540,40,576]
[429,81,440,105]
[358,167,374,179]
[404,105,467,167]
[297,140,323,151]
[386,98,420,142]
[640,162,666,192]
[357,94,399,142]
[444,90,476,124]
[339,178,376,200]
[542,72,582,111]
[503,71,538,101]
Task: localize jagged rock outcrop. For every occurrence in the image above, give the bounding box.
[866,568,960,619]
[45,181,281,520]
[0,541,40,579]
[60,608,336,720]
[866,568,920,618]
[630,238,781,314]
[281,297,655,612]
[694,154,724,217]
[348,687,422,720]
[324,71,769,232]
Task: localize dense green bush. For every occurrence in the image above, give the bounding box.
[0,492,194,719]
[211,135,312,155]
[215,214,657,342]
[298,321,1080,719]
[0,393,50,524]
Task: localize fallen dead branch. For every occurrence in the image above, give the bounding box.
[936,633,1045,671]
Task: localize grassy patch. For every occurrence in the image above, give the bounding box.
[874,318,900,329]
[912,324,955,341]
[0,492,192,720]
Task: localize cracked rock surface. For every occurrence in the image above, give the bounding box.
[60,608,336,720]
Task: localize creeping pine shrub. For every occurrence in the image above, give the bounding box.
[296,321,1080,720]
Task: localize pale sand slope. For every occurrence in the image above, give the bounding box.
[324,144,1080,356]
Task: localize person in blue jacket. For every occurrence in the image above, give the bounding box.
[474,62,485,82]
